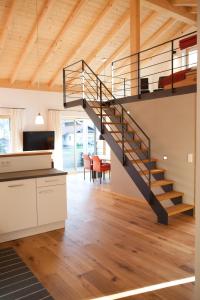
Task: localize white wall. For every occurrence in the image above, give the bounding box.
[111,93,196,206]
[0,87,87,131]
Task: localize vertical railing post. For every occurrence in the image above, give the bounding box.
[122,107,125,165]
[81,60,85,99]
[63,68,66,107]
[97,78,99,100]
[123,78,126,97]
[137,52,141,99]
[171,40,174,93]
[148,139,151,201]
[111,62,114,95]
[100,81,103,135]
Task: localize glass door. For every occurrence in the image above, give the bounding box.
[62,118,95,172]
[62,119,75,172]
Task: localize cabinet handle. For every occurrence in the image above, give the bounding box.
[45,179,59,183]
[8,184,24,188]
[39,190,53,194]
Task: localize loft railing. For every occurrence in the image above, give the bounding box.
[63,60,152,194]
[111,31,197,98]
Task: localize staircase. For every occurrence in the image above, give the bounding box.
[63,60,194,225]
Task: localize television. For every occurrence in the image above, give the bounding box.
[23,131,55,151]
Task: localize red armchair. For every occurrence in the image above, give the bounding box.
[92,155,111,184]
[83,154,93,182]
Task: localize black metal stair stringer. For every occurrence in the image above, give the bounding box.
[84,100,169,224]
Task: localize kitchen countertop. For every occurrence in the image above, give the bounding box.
[0,168,67,182]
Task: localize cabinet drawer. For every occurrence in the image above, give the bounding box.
[36,175,66,187]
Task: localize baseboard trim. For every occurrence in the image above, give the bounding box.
[0,221,65,243]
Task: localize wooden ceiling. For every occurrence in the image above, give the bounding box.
[0,0,197,93]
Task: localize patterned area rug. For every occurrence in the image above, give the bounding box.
[0,247,54,300]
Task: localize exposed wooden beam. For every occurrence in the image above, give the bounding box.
[130,0,140,95]
[171,0,197,6]
[143,0,196,25]
[0,79,62,92]
[30,0,87,85]
[0,0,16,52]
[10,0,54,84]
[48,0,116,87]
[130,0,140,54]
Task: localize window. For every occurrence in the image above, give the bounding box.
[0,117,11,153]
[188,49,197,68]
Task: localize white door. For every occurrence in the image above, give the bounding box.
[0,179,37,234]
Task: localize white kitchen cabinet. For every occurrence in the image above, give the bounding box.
[36,176,67,226]
[0,179,37,234]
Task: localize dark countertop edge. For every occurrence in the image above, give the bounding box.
[0,169,68,182]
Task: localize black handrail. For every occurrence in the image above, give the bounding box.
[112,31,197,64]
[63,59,152,193]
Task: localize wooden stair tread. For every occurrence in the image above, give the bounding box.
[109,131,121,133]
[125,148,146,154]
[132,158,158,164]
[156,191,183,201]
[151,179,174,187]
[103,122,127,125]
[166,204,194,216]
[140,168,165,175]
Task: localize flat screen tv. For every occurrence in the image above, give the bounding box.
[23,131,55,151]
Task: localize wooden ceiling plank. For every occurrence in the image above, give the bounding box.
[10,0,54,85]
[59,10,158,86]
[30,0,87,85]
[84,9,129,65]
[48,0,116,87]
[0,0,16,52]
[187,7,197,13]
[141,17,175,50]
[171,0,197,6]
[143,0,196,25]
[95,11,159,75]
[96,38,129,75]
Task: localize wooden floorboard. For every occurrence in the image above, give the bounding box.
[0,173,195,300]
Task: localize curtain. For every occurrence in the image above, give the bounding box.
[10,109,25,152]
[48,110,63,169]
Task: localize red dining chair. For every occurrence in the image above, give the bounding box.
[92,155,111,184]
[83,154,93,182]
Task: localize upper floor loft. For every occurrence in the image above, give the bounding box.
[63,31,197,107]
[0,0,197,93]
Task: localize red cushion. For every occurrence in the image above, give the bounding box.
[179,35,197,50]
[159,69,191,87]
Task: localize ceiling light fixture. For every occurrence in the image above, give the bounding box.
[35,113,44,125]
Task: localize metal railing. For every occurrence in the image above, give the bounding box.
[112,31,197,98]
[63,60,152,193]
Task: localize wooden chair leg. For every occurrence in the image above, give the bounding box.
[100,172,102,184]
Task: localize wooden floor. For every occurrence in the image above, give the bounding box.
[0,173,195,300]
